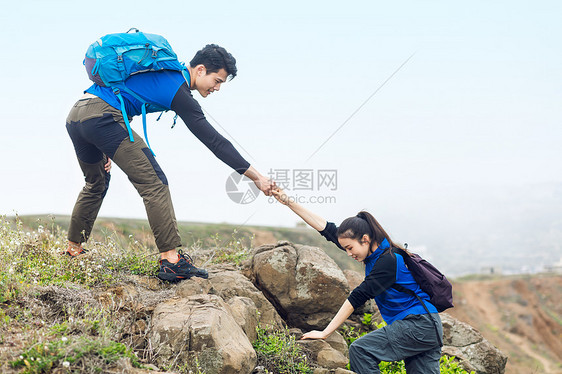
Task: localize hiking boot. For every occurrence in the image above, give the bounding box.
[157,250,208,283]
[65,242,88,257]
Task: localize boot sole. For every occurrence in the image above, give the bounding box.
[157,271,209,283]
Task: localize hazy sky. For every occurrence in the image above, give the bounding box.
[1,1,561,265]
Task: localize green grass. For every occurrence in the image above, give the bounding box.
[11,336,141,373]
[253,325,313,374]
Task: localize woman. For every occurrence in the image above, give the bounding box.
[271,188,443,374]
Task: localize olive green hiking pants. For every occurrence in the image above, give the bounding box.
[66,96,181,253]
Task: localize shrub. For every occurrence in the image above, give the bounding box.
[253,325,313,374]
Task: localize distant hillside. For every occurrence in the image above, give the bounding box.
[448,274,562,374]
[14,215,363,273]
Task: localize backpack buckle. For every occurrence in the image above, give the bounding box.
[117,55,123,62]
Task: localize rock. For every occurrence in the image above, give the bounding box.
[298,337,348,370]
[248,242,350,329]
[457,340,508,374]
[127,275,163,291]
[343,269,363,289]
[226,296,259,342]
[149,294,256,374]
[176,267,285,330]
[441,346,478,373]
[325,331,349,359]
[441,313,508,374]
[97,284,139,310]
[313,368,331,374]
[442,313,483,347]
[288,327,303,338]
[174,276,211,296]
[343,269,375,315]
[334,369,356,374]
[317,348,348,370]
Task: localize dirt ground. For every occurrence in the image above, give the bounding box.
[447,274,562,374]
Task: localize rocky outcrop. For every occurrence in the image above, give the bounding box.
[441,313,508,374]
[245,241,350,329]
[149,294,256,374]
[140,241,508,373]
[174,265,285,331]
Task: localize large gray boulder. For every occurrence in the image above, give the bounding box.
[441,313,508,374]
[246,241,350,330]
[175,265,285,331]
[149,294,256,374]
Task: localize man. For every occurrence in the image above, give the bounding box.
[66,43,274,282]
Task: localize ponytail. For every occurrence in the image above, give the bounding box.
[337,211,408,253]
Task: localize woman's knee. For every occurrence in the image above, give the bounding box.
[349,339,381,374]
[349,339,369,361]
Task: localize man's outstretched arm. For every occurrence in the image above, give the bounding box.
[171,82,274,195]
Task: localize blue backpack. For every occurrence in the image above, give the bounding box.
[84,28,189,155]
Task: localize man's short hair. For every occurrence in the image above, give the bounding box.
[190,44,237,80]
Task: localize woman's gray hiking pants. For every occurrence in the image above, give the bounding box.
[66,96,181,253]
[349,313,443,374]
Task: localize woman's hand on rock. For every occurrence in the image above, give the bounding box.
[300,330,327,340]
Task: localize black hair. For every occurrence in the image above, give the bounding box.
[189,44,237,80]
[337,211,406,254]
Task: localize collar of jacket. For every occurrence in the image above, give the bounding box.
[364,238,390,275]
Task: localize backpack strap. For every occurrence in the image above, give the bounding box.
[113,86,156,156]
[141,103,155,156]
[113,88,135,143]
[391,248,444,347]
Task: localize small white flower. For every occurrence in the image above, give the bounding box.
[61,337,68,342]
[79,261,84,266]
[8,268,13,274]
[19,355,23,359]
[63,361,70,368]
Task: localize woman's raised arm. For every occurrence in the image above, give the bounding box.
[271,188,327,232]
